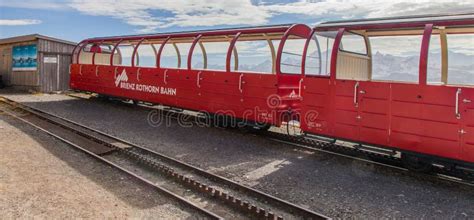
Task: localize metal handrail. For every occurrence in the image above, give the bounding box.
[197,71,202,88]
[456,88,461,119]
[163,69,168,85]
[281,63,301,67]
[282,51,320,59]
[354,82,360,106]
[239,73,244,93]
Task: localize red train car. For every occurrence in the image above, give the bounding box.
[301,13,474,169]
[70,24,312,128]
[71,13,474,171]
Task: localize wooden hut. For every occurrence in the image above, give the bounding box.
[0,34,76,92]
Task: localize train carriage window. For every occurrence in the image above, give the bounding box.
[370,35,422,83]
[447,33,474,85]
[73,42,88,64]
[160,42,180,68]
[136,43,157,67]
[92,44,114,66]
[337,32,370,80]
[427,34,442,84]
[175,42,192,69]
[198,42,230,70]
[190,41,205,69]
[117,44,136,67]
[233,38,273,74]
[78,43,95,64]
[280,36,307,74]
[340,32,367,55]
[305,31,335,76]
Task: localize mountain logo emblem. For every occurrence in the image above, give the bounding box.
[115,69,129,87]
[289,90,297,98]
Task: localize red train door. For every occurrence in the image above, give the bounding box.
[358,81,391,145]
[300,76,333,136]
[419,85,462,160]
[460,87,474,162]
[333,79,360,141]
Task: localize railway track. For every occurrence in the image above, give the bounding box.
[68,93,474,187]
[0,97,329,220]
[262,131,474,187]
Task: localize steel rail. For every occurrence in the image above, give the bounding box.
[0,97,330,220]
[261,131,474,187]
[0,100,223,220]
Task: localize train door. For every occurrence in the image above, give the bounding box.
[332,32,371,142]
[357,81,391,145]
[275,24,313,126]
[448,32,474,163]
[300,31,334,136]
[419,85,461,160]
[234,35,281,126]
[333,80,360,141]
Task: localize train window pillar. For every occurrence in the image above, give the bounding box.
[74,41,88,64]
[263,34,277,74]
[187,35,203,70]
[198,41,207,69]
[109,40,123,66]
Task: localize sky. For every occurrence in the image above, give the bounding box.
[1,0,473,43]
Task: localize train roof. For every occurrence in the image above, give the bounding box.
[316,13,474,31]
[82,24,301,44]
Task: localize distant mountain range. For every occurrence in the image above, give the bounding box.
[373,51,474,84]
[193,51,473,85]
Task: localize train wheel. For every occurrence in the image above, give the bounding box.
[401,153,432,173]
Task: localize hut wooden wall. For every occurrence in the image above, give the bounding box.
[37,39,75,92]
[0,40,39,89]
[0,46,12,84]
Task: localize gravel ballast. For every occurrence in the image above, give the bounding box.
[0,104,198,219]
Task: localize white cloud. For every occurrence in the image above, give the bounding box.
[264,0,474,19]
[0,0,68,10]
[0,19,42,26]
[68,0,271,33]
[2,0,473,32]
